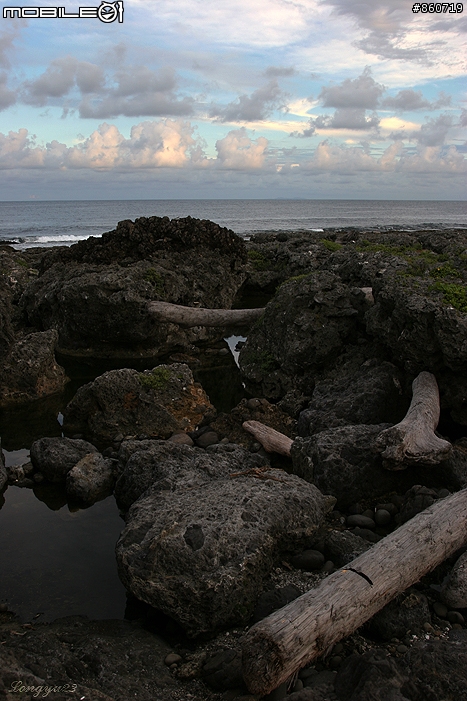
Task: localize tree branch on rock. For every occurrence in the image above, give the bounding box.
[147,301,264,327]
[242,420,293,456]
[376,371,451,470]
[241,487,467,696]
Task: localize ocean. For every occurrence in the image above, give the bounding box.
[1,199,466,249]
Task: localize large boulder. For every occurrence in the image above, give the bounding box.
[63,363,215,445]
[115,442,334,636]
[20,217,248,358]
[239,271,369,399]
[291,424,455,509]
[0,329,68,406]
[30,436,99,482]
[298,354,407,436]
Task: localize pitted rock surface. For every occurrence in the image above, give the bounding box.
[115,443,334,636]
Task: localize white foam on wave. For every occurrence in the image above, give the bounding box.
[34,233,102,243]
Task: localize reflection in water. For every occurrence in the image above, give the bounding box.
[0,487,126,622]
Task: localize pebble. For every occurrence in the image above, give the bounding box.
[347,503,363,515]
[333,643,344,654]
[376,502,399,516]
[321,560,335,573]
[263,682,287,700]
[292,679,304,693]
[0,603,8,612]
[433,602,448,618]
[346,514,376,529]
[329,656,342,669]
[352,527,381,543]
[168,432,194,446]
[397,645,408,654]
[374,509,391,526]
[298,667,317,680]
[447,611,464,625]
[291,549,325,571]
[438,488,450,498]
[247,398,262,410]
[164,653,182,666]
[195,431,219,448]
[423,622,434,633]
[361,509,375,519]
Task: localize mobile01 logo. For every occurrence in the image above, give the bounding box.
[3,1,124,22]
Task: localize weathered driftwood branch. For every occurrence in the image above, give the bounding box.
[147,301,264,327]
[242,420,293,457]
[376,371,451,470]
[242,487,467,696]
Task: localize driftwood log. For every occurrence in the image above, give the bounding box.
[376,371,451,470]
[242,487,467,696]
[242,420,293,456]
[147,301,263,327]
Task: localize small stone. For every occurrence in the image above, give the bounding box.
[219,348,229,356]
[346,514,376,529]
[329,656,342,669]
[292,679,304,693]
[291,549,325,571]
[451,623,463,630]
[352,527,381,543]
[263,681,287,700]
[376,502,399,516]
[33,473,44,483]
[167,432,194,446]
[423,622,434,633]
[347,503,363,515]
[375,509,391,526]
[433,602,448,618]
[438,489,450,498]
[298,666,317,680]
[446,610,464,625]
[397,645,408,654]
[249,442,262,452]
[333,643,344,654]
[247,398,262,410]
[0,603,8,612]
[164,653,182,666]
[362,509,375,519]
[195,431,219,448]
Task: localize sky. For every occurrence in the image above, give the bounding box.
[0,0,466,200]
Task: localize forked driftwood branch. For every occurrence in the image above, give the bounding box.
[242,420,293,457]
[241,487,467,696]
[147,301,263,327]
[376,371,451,470]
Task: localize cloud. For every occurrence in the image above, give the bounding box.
[0,72,16,111]
[319,68,385,109]
[0,25,21,68]
[382,89,451,111]
[0,120,203,170]
[215,128,268,169]
[210,80,285,122]
[264,66,296,78]
[412,114,454,147]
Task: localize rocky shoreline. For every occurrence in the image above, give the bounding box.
[1,217,467,700]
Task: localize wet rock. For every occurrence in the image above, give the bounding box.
[63,363,215,445]
[20,216,248,359]
[346,515,375,529]
[66,453,115,504]
[115,444,334,636]
[441,550,467,609]
[0,329,68,406]
[30,436,99,483]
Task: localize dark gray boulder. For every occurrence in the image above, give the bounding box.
[63,363,215,445]
[66,453,115,504]
[0,329,68,407]
[115,443,334,636]
[334,631,467,701]
[239,271,368,400]
[0,437,7,491]
[20,216,248,359]
[298,356,407,436]
[30,436,99,482]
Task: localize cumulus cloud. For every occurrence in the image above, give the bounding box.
[382,89,451,111]
[211,80,285,122]
[319,68,385,109]
[215,128,268,169]
[0,120,203,170]
[412,114,454,147]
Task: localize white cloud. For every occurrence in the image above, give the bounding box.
[215,128,269,169]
